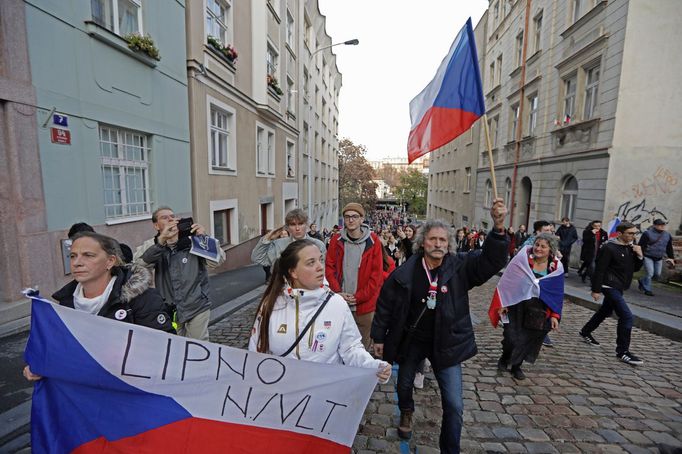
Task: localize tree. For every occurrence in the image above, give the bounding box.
[394,168,428,216]
[376,164,401,190]
[338,138,378,211]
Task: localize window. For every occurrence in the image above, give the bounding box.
[561,176,578,220]
[321,98,327,125]
[489,115,499,147]
[91,0,142,35]
[209,105,235,170]
[286,140,296,178]
[528,95,538,135]
[286,76,295,114]
[515,32,524,67]
[493,1,499,20]
[572,0,581,23]
[584,65,600,119]
[303,14,312,49]
[489,62,495,88]
[99,125,151,220]
[256,124,275,176]
[286,9,295,47]
[563,75,576,121]
[510,104,520,140]
[266,43,279,76]
[213,209,233,245]
[205,0,231,45]
[533,12,543,53]
[496,54,503,85]
[484,180,493,208]
[465,167,472,193]
[303,68,310,101]
[504,178,512,210]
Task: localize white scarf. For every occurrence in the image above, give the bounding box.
[73,276,117,315]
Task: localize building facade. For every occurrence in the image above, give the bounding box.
[428,0,682,256]
[0,0,192,332]
[185,0,342,270]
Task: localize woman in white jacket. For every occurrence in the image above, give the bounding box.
[249,239,391,383]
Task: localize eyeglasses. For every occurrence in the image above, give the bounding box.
[622,230,638,235]
[343,214,361,221]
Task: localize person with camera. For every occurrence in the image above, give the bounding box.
[134,206,225,341]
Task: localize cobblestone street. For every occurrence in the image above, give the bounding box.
[209,277,682,453]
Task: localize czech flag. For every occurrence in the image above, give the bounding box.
[407,18,485,163]
[24,297,378,453]
[606,217,621,238]
[488,246,565,327]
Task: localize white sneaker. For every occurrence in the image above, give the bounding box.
[413,372,425,389]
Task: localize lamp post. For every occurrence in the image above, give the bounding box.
[306,39,359,224]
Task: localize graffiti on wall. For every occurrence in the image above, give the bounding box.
[628,166,679,199]
[615,199,668,229]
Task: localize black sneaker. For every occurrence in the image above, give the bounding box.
[618,351,644,366]
[542,335,554,348]
[644,290,654,296]
[497,357,508,371]
[511,365,526,380]
[579,331,600,345]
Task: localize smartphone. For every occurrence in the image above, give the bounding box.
[176,217,194,239]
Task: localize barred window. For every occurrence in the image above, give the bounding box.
[99,125,151,219]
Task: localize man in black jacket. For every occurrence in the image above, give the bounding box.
[579,222,644,365]
[371,198,508,453]
[578,220,608,283]
[556,217,579,275]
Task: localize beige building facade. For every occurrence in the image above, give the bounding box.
[186,0,342,270]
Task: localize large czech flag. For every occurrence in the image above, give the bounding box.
[488,246,565,327]
[407,17,485,163]
[24,297,378,453]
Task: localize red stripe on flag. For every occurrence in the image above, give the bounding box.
[407,107,481,163]
[488,288,502,328]
[73,417,350,454]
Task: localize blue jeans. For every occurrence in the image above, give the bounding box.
[581,287,633,355]
[640,257,662,292]
[397,340,464,454]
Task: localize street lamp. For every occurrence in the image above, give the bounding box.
[306,39,359,224]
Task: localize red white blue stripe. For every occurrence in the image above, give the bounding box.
[606,217,622,238]
[407,18,485,163]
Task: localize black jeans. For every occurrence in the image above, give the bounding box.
[581,287,633,355]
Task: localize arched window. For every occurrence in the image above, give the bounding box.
[484,179,493,208]
[504,178,512,210]
[561,175,578,220]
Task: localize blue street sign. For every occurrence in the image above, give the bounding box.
[53,113,68,127]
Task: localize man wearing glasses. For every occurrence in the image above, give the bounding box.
[326,202,384,348]
[579,222,645,365]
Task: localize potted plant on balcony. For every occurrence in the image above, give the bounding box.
[207,35,238,64]
[123,33,161,61]
[267,74,284,96]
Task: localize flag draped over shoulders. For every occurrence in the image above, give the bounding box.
[488,246,564,327]
[407,18,485,164]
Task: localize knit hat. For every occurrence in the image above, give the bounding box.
[653,218,667,225]
[342,202,365,218]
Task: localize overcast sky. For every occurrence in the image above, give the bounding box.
[318,1,489,161]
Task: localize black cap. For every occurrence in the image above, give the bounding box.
[653,219,667,226]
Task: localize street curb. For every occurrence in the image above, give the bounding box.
[209,285,266,326]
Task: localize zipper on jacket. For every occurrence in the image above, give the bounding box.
[308,320,315,348]
[295,296,301,359]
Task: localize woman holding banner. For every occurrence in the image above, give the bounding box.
[489,233,564,380]
[249,239,391,383]
[23,232,174,381]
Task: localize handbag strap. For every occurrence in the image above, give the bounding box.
[281,291,334,358]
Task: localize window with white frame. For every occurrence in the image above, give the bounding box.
[286,9,295,47]
[584,65,600,119]
[205,0,231,45]
[571,0,581,23]
[510,103,520,140]
[493,1,499,20]
[515,32,524,67]
[465,167,472,193]
[256,124,275,176]
[489,115,499,147]
[286,76,295,114]
[504,178,512,210]
[99,125,151,220]
[484,180,493,207]
[213,208,233,245]
[489,62,495,88]
[561,175,578,220]
[563,75,576,121]
[91,0,142,35]
[528,94,538,135]
[209,104,235,170]
[533,12,543,53]
[286,140,296,178]
[266,43,278,76]
[303,68,310,101]
[496,54,503,85]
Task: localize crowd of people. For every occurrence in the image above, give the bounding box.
[22,199,677,454]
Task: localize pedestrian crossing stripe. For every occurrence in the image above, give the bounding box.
[277,324,287,334]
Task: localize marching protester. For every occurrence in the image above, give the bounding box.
[396,224,416,265]
[23,232,174,381]
[248,239,391,383]
[556,217,579,275]
[67,222,133,264]
[251,208,326,280]
[578,220,608,283]
[489,233,564,380]
[455,229,469,253]
[514,224,529,253]
[308,222,324,241]
[637,218,675,296]
[134,206,225,341]
[579,222,645,365]
[371,198,508,453]
[326,202,384,349]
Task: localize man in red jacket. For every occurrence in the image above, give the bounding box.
[326,202,384,348]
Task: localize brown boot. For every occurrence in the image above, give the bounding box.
[398,410,413,440]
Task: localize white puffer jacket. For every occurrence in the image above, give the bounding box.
[249,287,388,382]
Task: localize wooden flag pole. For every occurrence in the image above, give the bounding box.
[482,113,499,199]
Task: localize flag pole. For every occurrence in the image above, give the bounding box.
[482,113,498,198]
